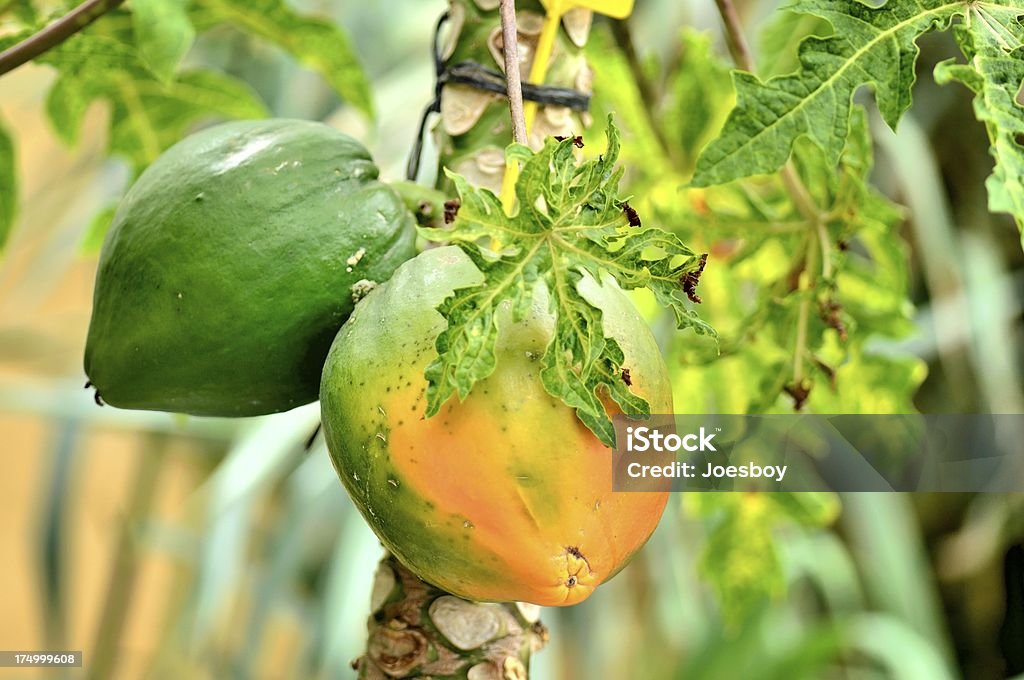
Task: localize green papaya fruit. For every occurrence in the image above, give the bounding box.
[84,119,417,416]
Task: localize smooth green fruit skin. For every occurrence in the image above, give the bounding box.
[85,119,416,416]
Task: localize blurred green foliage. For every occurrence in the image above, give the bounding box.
[0,0,1022,679]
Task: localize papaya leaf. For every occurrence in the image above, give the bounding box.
[106,69,269,166]
[420,118,713,447]
[41,34,141,147]
[687,491,838,627]
[686,494,783,627]
[665,103,921,415]
[663,30,736,174]
[0,115,15,251]
[0,0,36,23]
[133,0,196,82]
[756,9,832,79]
[935,8,1024,237]
[691,0,965,188]
[40,33,267,170]
[192,0,373,118]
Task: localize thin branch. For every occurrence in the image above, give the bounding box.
[716,0,827,244]
[713,0,755,72]
[498,0,528,145]
[609,19,657,107]
[609,18,676,165]
[0,0,126,77]
[792,232,817,387]
[814,215,833,280]
[781,151,832,283]
[793,294,810,384]
[780,164,819,225]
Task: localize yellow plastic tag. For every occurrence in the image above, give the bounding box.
[541,0,635,19]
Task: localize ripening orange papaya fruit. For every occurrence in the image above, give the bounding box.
[320,246,670,606]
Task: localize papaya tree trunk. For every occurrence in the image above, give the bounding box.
[354,1,595,675]
[355,554,548,679]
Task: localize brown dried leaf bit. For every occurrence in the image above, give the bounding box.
[443,199,461,225]
[620,368,632,386]
[812,356,837,390]
[820,300,848,342]
[681,253,708,304]
[554,134,585,148]
[621,201,641,227]
[784,382,811,411]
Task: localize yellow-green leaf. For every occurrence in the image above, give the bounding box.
[133,0,196,82]
[692,0,964,188]
[194,0,373,118]
[420,119,712,446]
[935,6,1024,239]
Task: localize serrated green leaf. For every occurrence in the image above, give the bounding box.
[756,10,832,79]
[935,7,1024,238]
[692,0,963,187]
[421,119,713,446]
[133,0,196,82]
[660,102,920,415]
[40,34,140,146]
[194,0,373,117]
[0,114,16,251]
